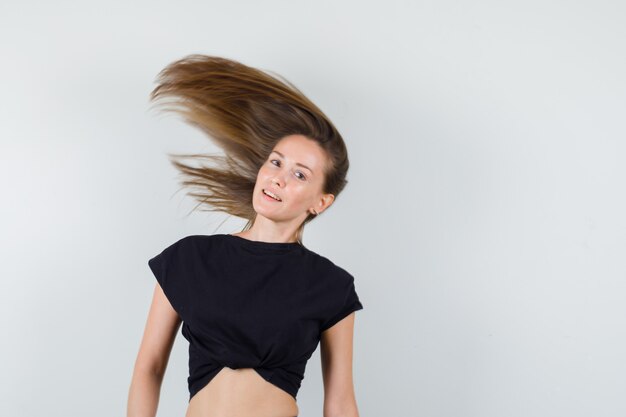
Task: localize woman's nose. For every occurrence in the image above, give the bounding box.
[272,176,283,187]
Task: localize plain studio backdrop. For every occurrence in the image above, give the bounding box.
[1,1,624,416]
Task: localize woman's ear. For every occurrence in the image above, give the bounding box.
[311,193,335,216]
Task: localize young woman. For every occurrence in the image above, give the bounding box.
[127,55,364,417]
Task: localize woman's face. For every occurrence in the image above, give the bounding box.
[253,134,334,223]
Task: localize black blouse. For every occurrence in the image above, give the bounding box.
[148,234,364,402]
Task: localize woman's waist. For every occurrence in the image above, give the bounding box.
[186,367,298,417]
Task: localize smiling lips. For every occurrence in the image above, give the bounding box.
[263,189,282,201]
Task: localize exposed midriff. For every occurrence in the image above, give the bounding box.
[185,367,299,417]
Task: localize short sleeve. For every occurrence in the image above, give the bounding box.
[148,237,191,321]
[320,275,364,332]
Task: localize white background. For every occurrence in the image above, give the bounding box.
[1,1,624,416]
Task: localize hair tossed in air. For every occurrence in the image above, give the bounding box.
[149,54,350,243]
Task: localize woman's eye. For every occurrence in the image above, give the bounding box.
[269,160,306,180]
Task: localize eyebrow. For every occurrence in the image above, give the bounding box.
[271,150,314,174]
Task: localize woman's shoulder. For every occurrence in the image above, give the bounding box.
[306,248,355,284]
[154,233,227,255]
[173,233,229,245]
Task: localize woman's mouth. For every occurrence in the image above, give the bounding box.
[262,189,282,202]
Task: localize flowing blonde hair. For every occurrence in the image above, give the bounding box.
[149,54,350,244]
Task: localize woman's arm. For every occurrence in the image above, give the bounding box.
[127,283,182,417]
[320,312,361,417]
